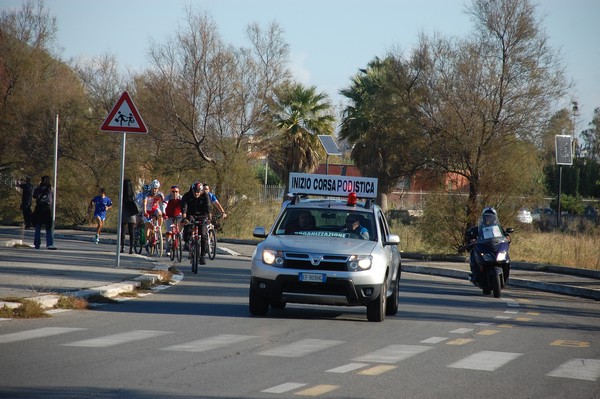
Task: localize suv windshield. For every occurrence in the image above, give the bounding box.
[274,208,376,241]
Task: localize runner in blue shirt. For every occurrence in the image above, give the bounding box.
[90,188,113,244]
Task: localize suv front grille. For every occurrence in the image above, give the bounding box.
[284,252,348,271]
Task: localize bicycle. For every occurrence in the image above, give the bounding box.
[188,219,202,274]
[168,219,183,262]
[148,216,163,257]
[206,215,219,260]
[132,222,145,255]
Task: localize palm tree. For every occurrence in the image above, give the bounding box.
[268,83,335,191]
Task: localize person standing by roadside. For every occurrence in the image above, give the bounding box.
[90,188,112,244]
[121,179,138,254]
[17,176,34,228]
[32,175,56,250]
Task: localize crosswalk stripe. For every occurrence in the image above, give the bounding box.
[547,359,600,381]
[358,365,397,376]
[62,330,171,347]
[353,345,432,364]
[259,339,344,358]
[162,334,258,352]
[421,337,448,344]
[448,351,522,371]
[326,363,369,373]
[450,328,473,334]
[294,384,339,396]
[0,327,86,344]
[262,382,307,394]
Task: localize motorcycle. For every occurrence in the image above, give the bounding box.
[468,224,514,298]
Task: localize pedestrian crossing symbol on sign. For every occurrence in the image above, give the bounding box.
[100,91,148,133]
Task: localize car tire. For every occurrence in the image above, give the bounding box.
[249,283,269,316]
[367,279,387,322]
[269,300,286,310]
[385,272,400,316]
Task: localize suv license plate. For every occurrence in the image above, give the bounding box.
[299,272,326,283]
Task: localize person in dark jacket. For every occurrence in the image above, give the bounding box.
[181,182,211,264]
[18,176,34,228]
[32,175,56,250]
[120,179,139,254]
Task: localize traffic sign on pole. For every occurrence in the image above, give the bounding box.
[100,91,148,133]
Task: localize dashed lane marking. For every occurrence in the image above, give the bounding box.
[0,327,86,344]
[357,365,397,376]
[62,330,171,347]
[421,337,448,344]
[515,317,532,322]
[550,340,590,348]
[448,351,523,371]
[262,383,307,394]
[161,334,258,352]
[527,312,540,316]
[450,328,474,334]
[476,329,500,336]
[326,363,369,373]
[497,324,514,328]
[294,384,339,396]
[547,359,600,381]
[259,339,344,358]
[446,338,474,345]
[495,315,511,320]
[353,345,432,364]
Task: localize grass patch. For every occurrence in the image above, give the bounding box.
[392,223,600,270]
[0,300,49,319]
[56,295,88,310]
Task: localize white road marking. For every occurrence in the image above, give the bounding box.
[421,337,448,344]
[547,359,600,381]
[326,363,369,373]
[261,382,307,394]
[259,339,344,358]
[353,345,432,364]
[62,330,171,347]
[162,334,258,352]
[450,328,473,334]
[0,327,86,344]
[448,351,522,371]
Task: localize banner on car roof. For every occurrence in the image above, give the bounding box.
[289,173,378,198]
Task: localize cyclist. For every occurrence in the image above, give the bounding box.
[203,183,227,219]
[143,179,166,253]
[181,181,211,265]
[164,185,183,256]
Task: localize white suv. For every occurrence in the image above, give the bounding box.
[249,194,401,322]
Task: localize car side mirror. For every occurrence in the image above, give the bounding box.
[253,226,267,238]
[384,234,400,246]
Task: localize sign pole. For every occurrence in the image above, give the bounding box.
[116,132,126,267]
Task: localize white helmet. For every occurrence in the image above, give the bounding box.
[150,179,160,189]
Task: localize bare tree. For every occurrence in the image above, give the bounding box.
[137,8,290,203]
[411,0,569,230]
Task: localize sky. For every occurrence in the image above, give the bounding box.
[2,0,599,130]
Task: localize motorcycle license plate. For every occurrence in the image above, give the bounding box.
[299,272,326,283]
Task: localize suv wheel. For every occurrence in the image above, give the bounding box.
[367,279,387,322]
[249,283,269,316]
[385,273,400,316]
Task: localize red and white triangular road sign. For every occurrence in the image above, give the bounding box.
[100,91,148,133]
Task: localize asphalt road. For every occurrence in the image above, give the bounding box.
[1,252,599,399]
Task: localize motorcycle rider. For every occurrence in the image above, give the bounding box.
[465,207,511,284]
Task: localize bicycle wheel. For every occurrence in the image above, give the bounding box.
[191,239,199,274]
[208,228,216,260]
[133,227,143,254]
[156,227,163,257]
[175,233,183,262]
[169,235,175,261]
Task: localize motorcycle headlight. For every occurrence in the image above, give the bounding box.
[496,251,507,262]
[262,249,284,267]
[347,255,372,271]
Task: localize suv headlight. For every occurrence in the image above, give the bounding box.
[347,255,372,271]
[262,249,284,267]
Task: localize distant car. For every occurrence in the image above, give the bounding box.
[517,209,533,224]
[249,174,401,322]
[531,207,554,221]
